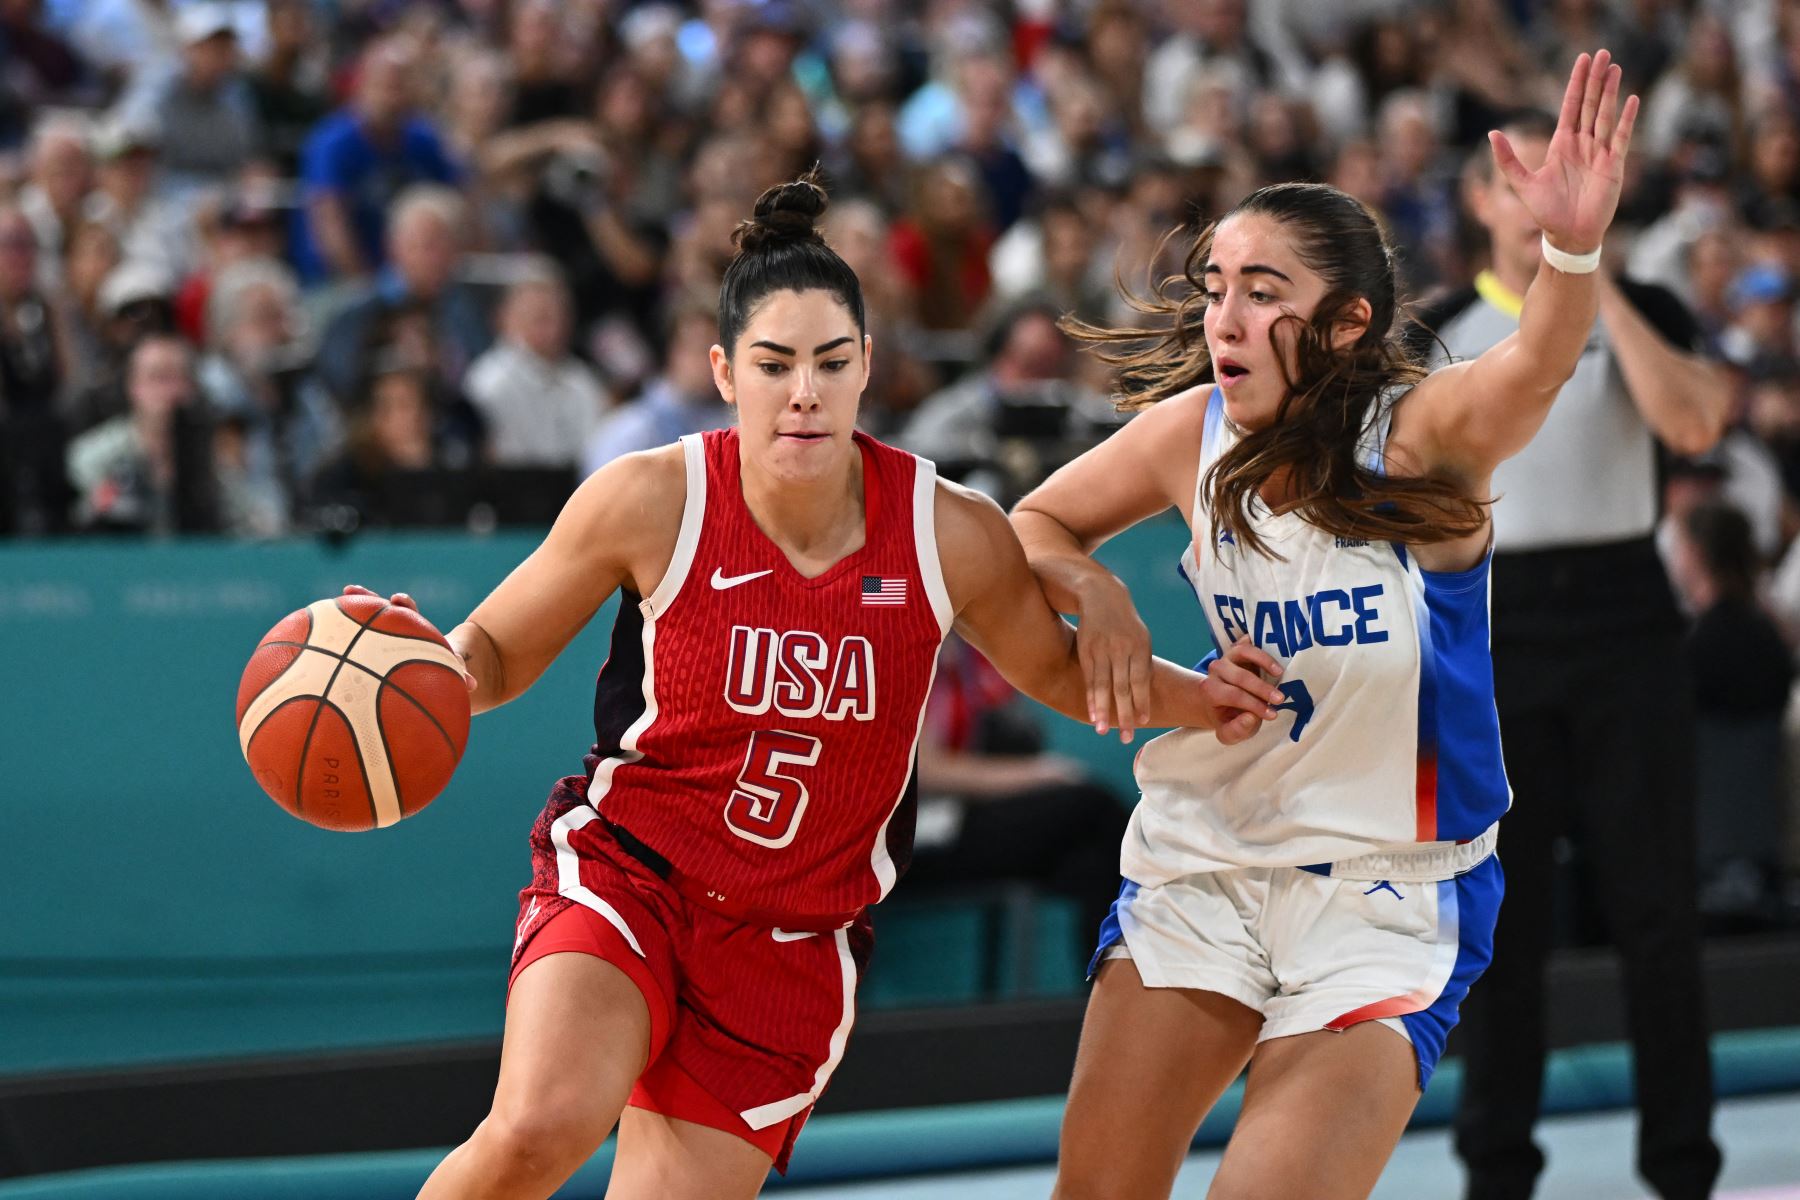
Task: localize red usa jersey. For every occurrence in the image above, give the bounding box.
[571,428,951,920]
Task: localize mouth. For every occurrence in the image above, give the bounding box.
[1217,358,1250,386]
[778,430,831,442]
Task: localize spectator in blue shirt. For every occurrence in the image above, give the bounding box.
[293,37,460,284]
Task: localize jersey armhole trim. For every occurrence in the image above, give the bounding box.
[913,458,954,637]
[643,434,707,617]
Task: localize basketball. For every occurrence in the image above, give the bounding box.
[235,594,471,831]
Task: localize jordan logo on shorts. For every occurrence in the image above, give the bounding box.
[1363,880,1404,900]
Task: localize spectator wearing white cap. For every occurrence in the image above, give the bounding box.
[82,118,194,281]
[16,113,93,288]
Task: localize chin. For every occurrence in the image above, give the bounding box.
[1221,389,1276,433]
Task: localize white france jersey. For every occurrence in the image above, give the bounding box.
[1124,387,1509,886]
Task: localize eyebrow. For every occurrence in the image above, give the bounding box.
[1202,263,1294,284]
[749,337,858,356]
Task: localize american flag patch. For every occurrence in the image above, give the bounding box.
[861,575,907,606]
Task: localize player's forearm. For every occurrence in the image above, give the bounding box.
[447,620,508,715]
[1144,659,1218,732]
[1512,254,1600,397]
[1598,283,1729,455]
[1011,507,1124,616]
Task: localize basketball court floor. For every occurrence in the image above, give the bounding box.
[785,1093,1800,1199]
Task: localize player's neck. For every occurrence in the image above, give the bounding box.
[738,451,867,567]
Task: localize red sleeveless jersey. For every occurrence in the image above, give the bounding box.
[579,429,951,920]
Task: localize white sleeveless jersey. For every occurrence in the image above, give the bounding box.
[1124,388,1508,885]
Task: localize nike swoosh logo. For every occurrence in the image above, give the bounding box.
[771,928,819,942]
[711,568,774,590]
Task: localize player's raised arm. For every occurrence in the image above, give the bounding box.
[1400,49,1639,478]
[936,478,1285,744]
[449,446,684,714]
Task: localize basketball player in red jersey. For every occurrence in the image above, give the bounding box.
[384,175,1286,1200]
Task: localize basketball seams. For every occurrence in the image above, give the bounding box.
[236,608,313,721]
[377,671,460,757]
[297,598,391,825]
[314,695,380,829]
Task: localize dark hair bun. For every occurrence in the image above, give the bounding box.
[733,173,829,254]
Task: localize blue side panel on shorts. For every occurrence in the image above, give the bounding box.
[1087,878,1140,980]
[1398,852,1504,1088]
[1419,560,1511,840]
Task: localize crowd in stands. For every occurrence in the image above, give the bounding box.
[8,0,1800,929]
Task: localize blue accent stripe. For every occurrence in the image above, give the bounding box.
[1086,878,1140,979]
[1202,385,1224,451]
[1419,554,1510,840]
[1398,853,1503,1088]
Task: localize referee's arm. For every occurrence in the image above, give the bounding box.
[1597,273,1731,456]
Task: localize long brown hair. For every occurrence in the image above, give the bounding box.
[1066,182,1488,557]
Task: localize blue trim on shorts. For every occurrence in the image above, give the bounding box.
[1399,852,1504,1088]
[1087,877,1140,979]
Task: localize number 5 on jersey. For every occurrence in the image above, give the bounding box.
[726,730,822,848]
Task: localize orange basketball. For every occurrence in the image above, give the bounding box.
[235,594,471,831]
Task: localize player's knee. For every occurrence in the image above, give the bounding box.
[478,1099,613,1183]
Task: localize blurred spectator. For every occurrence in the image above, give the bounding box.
[1720,262,1798,369]
[582,298,727,473]
[69,0,181,113]
[83,118,192,280]
[294,37,461,284]
[0,0,92,150]
[0,201,72,533]
[990,189,1112,323]
[246,0,329,175]
[53,220,120,404]
[905,634,1130,972]
[1737,109,1800,232]
[315,185,491,407]
[1639,12,1742,164]
[889,157,994,335]
[198,255,339,510]
[310,363,451,528]
[1144,0,1288,134]
[17,114,92,283]
[899,297,1100,501]
[66,332,213,533]
[464,266,612,468]
[505,0,582,127]
[130,3,263,198]
[830,100,910,216]
[1375,90,1456,293]
[1667,501,1794,929]
[172,179,286,347]
[62,256,178,433]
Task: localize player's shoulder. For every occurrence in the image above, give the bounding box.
[562,444,688,543]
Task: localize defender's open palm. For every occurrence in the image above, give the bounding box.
[1490,49,1638,254]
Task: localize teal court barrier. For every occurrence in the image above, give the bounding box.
[1,516,1202,1077]
[3,1027,1797,1199]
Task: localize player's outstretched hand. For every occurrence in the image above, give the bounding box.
[1201,636,1287,747]
[1488,48,1638,255]
[341,584,477,692]
[1073,576,1154,742]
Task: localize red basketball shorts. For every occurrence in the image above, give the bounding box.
[508,779,874,1173]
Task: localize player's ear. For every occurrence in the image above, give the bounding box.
[862,333,873,378]
[709,343,736,405]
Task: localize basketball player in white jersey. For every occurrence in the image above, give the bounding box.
[1011,52,1639,1198]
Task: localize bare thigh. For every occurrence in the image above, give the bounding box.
[1052,958,1263,1200]
[1208,1021,1420,1200]
[417,951,652,1199]
[604,1108,774,1200]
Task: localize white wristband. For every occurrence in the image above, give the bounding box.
[1540,235,1602,274]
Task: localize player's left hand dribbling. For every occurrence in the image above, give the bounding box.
[342,585,478,692]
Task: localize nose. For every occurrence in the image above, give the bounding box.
[788,364,822,411]
[1210,292,1244,344]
